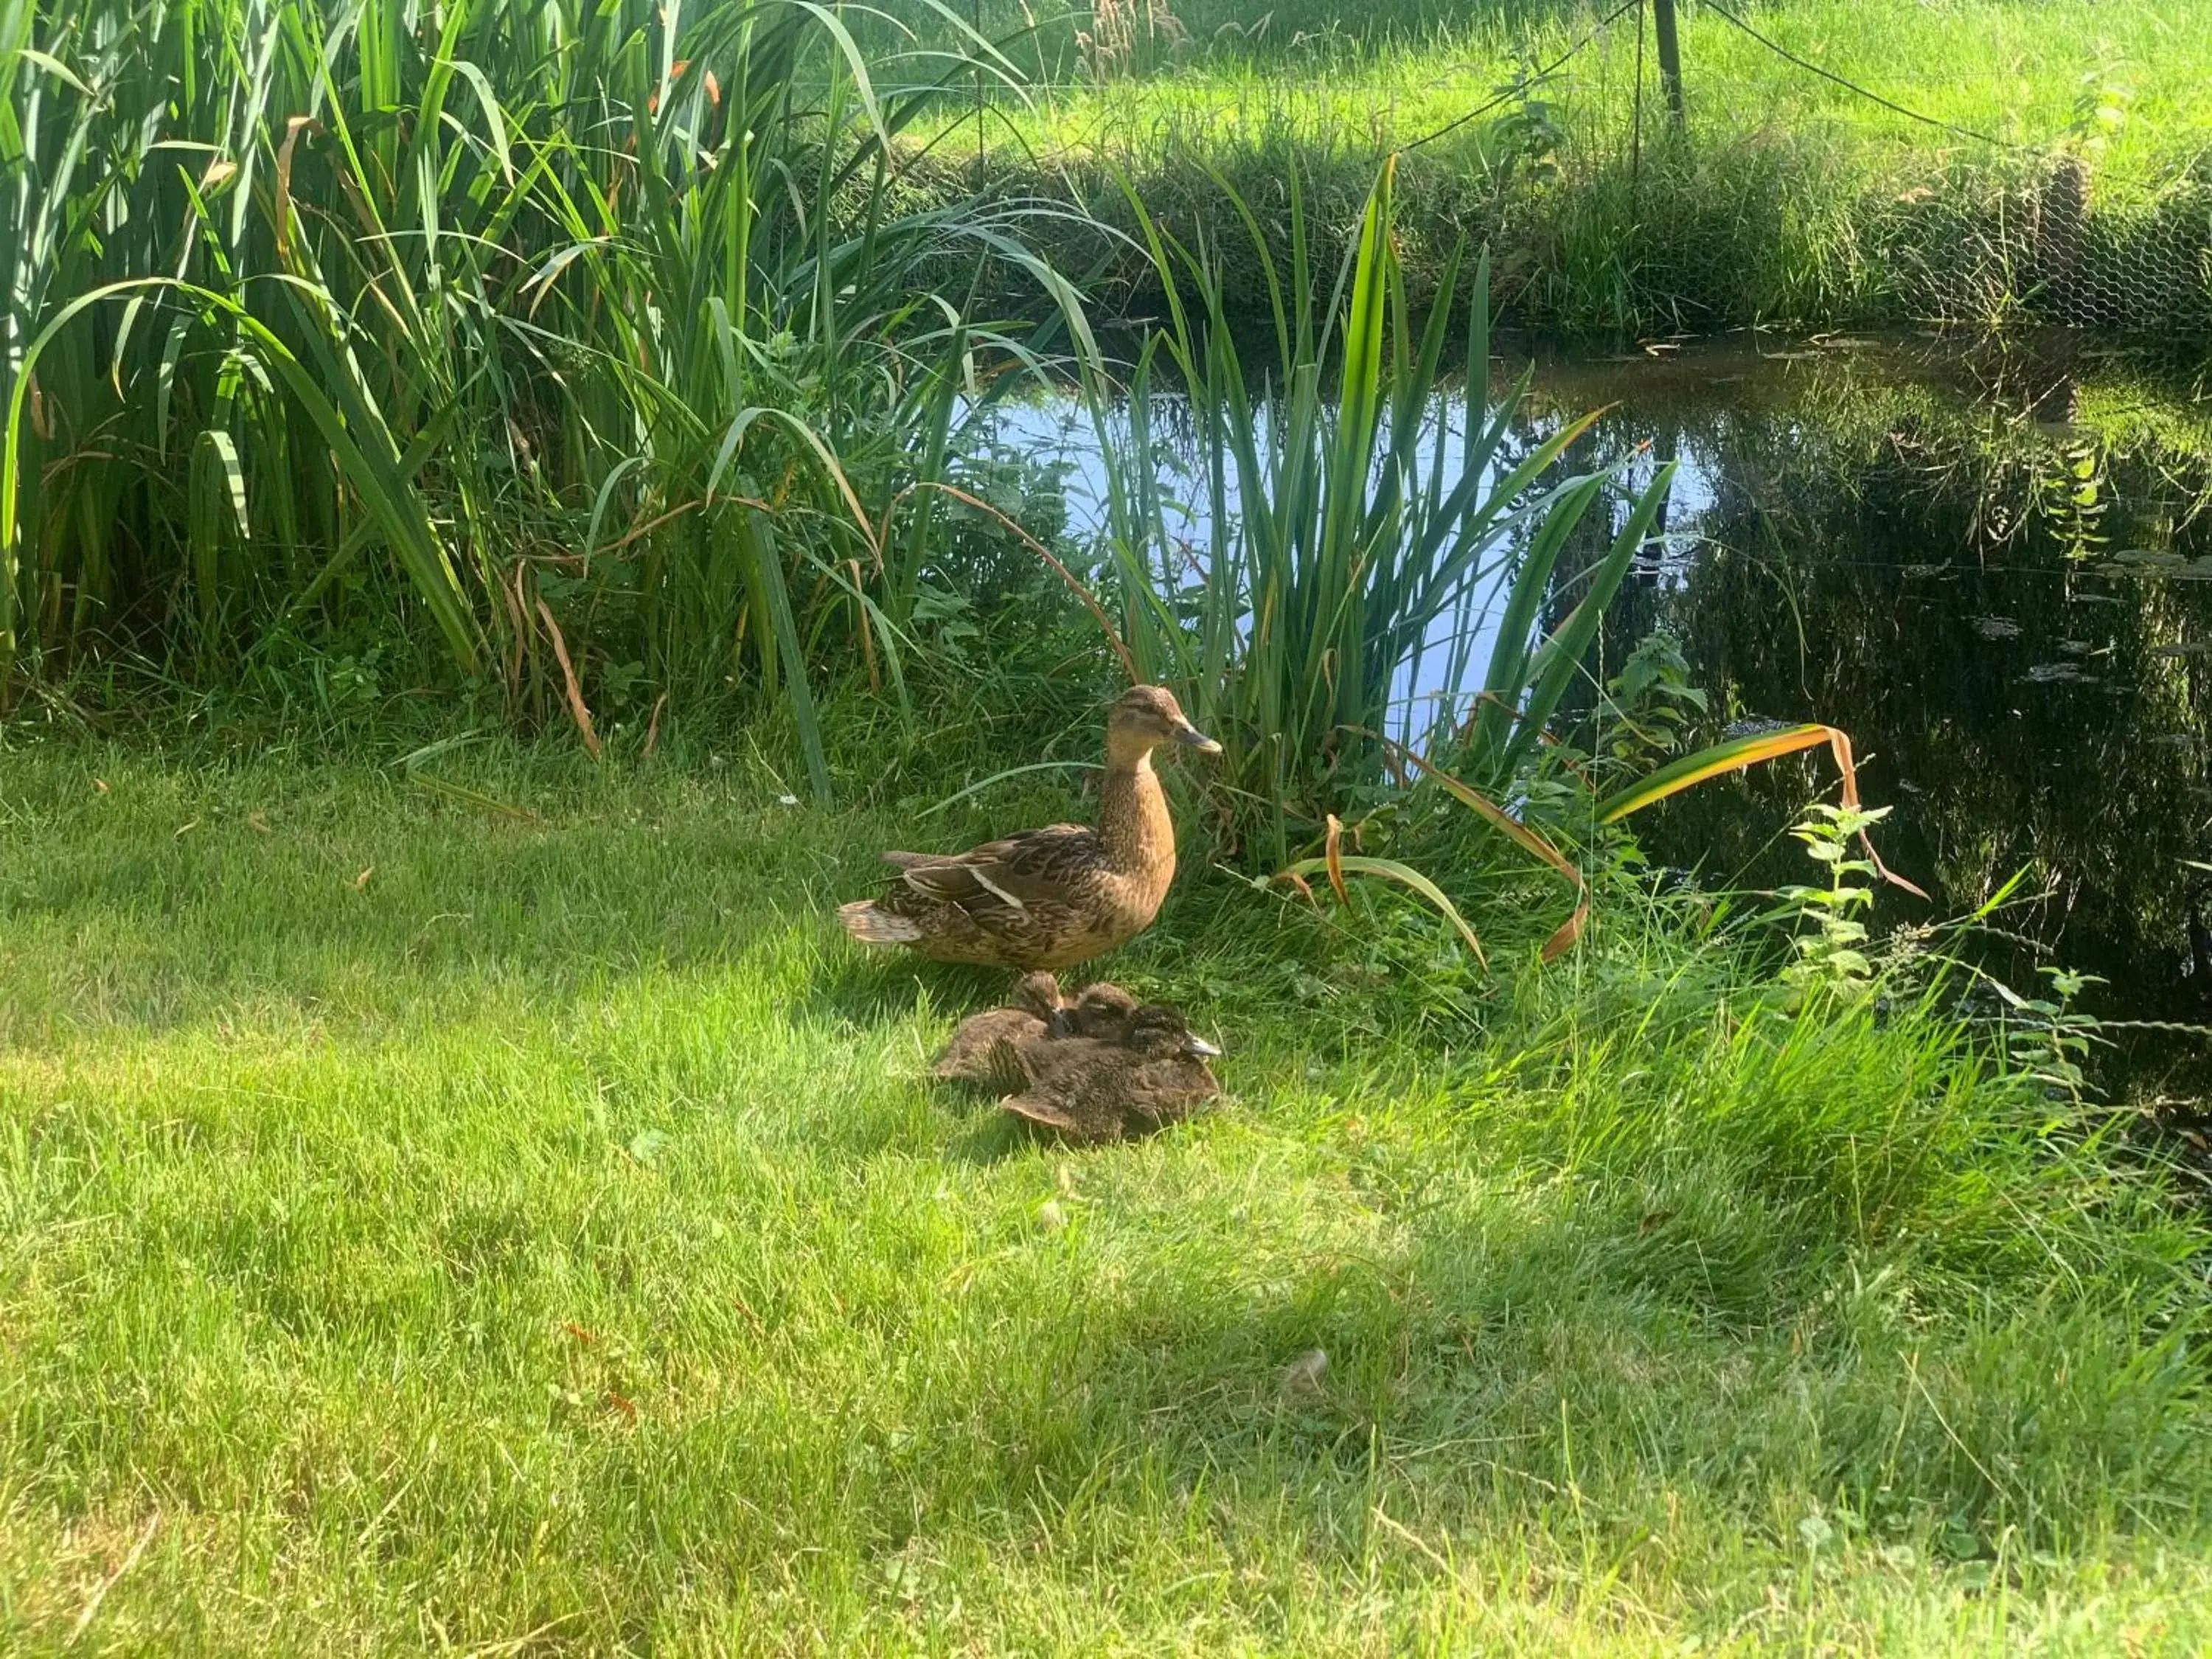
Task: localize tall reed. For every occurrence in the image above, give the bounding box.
[1088,157,1670,862]
[0,0,1078,792]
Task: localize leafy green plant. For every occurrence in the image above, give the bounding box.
[0,0,1088,791]
[1596,630,1708,773]
[1994,967,2106,1102]
[1769,801,1891,1009]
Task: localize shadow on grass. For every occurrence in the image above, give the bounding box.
[788,950,1016,1037]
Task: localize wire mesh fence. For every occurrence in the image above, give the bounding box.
[909,0,2212,338]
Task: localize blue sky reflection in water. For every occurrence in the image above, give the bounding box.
[980,389,1717,754]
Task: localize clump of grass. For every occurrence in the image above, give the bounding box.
[1086,156,1669,863]
[1,738,2207,1650]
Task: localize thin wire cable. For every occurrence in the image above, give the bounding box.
[1696,0,2036,153]
[1399,0,1643,155]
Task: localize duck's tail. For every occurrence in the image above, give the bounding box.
[839,899,922,945]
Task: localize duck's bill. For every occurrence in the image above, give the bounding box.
[1182,1034,1222,1057]
[1173,724,1223,754]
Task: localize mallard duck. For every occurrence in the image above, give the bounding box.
[839,686,1220,971]
[1001,1001,1222,1146]
[931,971,1070,1092]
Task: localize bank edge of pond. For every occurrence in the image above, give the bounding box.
[900,131,2212,342]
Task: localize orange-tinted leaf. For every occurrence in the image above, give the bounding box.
[1542,901,1589,962]
[1595,723,1836,822]
[1361,729,1582,887]
[1596,722,1930,900]
[1323,814,1349,907]
[535,597,602,761]
[1277,854,1489,970]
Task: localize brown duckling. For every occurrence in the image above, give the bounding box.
[930,977,1139,1093]
[931,971,1070,1093]
[1065,981,1138,1036]
[1002,1002,1222,1146]
[838,686,1221,971]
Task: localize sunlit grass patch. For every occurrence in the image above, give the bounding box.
[1,742,2208,1650]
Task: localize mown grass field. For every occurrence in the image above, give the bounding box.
[4,740,2209,1654]
[963,0,2212,181]
[908,0,2212,333]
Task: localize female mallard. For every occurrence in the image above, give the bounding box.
[839,686,1220,971]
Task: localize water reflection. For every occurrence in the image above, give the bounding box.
[1592,335,2212,1088]
[988,333,2212,1077]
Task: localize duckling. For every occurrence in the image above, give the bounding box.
[931,978,1135,1093]
[1001,1002,1222,1146]
[838,686,1221,971]
[1065,981,1138,1036]
[931,971,1069,1092]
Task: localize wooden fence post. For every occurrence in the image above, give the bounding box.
[1652,0,1686,128]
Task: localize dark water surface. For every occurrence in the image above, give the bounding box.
[995,332,2212,1096]
[1557,333,2212,1098]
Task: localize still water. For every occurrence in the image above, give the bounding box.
[989,333,2212,1087]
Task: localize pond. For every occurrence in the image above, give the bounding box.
[987,332,2212,1097]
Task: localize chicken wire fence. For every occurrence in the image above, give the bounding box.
[934,0,2212,340]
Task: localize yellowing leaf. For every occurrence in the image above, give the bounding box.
[1276,854,1488,970]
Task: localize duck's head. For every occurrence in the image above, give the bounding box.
[1068,981,1139,1039]
[1009,971,1065,1023]
[1123,1003,1222,1062]
[1108,684,1221,762]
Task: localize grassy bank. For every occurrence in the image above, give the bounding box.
[909,0,2212,335]
[3,738,2209,1652]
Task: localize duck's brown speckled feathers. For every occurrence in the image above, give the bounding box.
[838,686,1220,973]
[930,972,1068,1093]
[1001,1003,1222,1145]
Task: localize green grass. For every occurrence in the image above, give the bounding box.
[913,0,2212,333]
[967,0,2212,175]
[4,737,2210,1652]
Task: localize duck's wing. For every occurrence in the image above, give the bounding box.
[1001,1088,1125,1146]
[1001,1082,1094,1139]
[931,1009,1042,1083]
[886,824,1105,916]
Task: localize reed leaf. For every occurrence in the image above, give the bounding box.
[1276,852,1490,969]
[0,0,1086,742]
